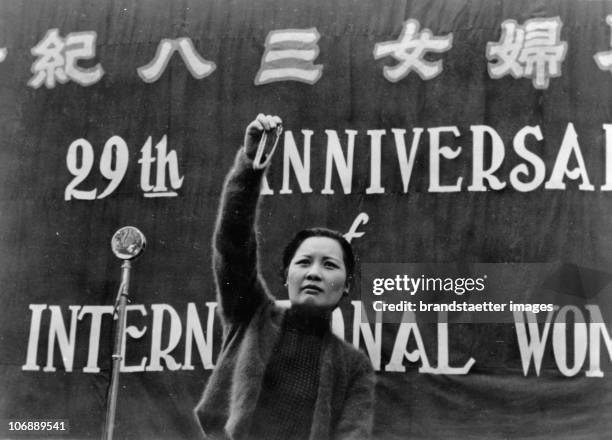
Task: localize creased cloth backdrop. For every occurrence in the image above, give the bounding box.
[2,0,612,439]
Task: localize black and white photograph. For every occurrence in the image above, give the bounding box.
[2,0,612,439]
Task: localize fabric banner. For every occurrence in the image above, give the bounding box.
[2,0,612,438]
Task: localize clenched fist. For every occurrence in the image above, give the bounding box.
[243,113,283,162]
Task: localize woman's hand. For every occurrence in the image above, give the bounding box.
[243,113,283,159]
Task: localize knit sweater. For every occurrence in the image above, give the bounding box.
[194,148,375,440]
[249,307,327,440]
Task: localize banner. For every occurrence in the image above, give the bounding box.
[2,0,612,438]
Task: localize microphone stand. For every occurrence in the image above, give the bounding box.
[103,227,146,440]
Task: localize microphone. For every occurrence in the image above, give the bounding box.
[110,226,146,260]
[104,226,146,440]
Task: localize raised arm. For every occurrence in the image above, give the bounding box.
[212,114,283,323]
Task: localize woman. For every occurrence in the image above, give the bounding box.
[194,114,375,440]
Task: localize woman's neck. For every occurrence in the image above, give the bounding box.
[286,304,331,336]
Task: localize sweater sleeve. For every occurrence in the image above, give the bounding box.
[334,355,376,439]
[212,147,272,324]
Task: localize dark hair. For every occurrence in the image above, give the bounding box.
[281,228,355,285]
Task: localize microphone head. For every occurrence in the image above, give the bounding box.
[111,226,146,260]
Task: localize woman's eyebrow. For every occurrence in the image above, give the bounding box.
[323,255,342,262]
[295,251,342,261]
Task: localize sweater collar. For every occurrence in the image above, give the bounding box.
[285,305,331,336]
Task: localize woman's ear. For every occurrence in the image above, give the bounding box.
[279,266,288,285]
[342,279,350,296]
[344,275,353,292]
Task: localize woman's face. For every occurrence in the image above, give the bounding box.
[286,236,348,310]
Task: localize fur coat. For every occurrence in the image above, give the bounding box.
[194,148,375,440]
